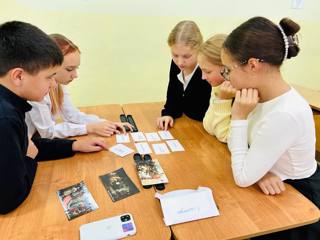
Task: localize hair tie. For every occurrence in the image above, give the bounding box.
[278,25,289,61]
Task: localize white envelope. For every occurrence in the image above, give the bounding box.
[155,187,219,226]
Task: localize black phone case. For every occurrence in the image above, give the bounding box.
[119,114,130,132]
[126,115,138,132]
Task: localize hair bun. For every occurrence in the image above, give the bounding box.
[279,18,300,59]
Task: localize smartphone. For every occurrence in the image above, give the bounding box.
[80,213,136,240]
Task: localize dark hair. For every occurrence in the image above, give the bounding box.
[0,21,63,77]
[223,16,300,66]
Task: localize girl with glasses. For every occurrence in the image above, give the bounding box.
[222,16,319,239]
[26,34,132,139]
[198,34,237,143]
[156,21,211,131]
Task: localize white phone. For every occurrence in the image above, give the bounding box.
[80,213,136,240]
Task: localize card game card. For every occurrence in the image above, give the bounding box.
[57,181,98,220]
[100,168,140,202]
[136,159,168,186]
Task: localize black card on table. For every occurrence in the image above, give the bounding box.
[99,168,140,202]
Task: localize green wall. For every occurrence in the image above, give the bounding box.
[1,0,319,106]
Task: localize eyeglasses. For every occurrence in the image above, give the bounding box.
[220,59,263,81]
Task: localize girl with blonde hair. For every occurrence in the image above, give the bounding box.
[198,34,236,143]
[157,20,211,130]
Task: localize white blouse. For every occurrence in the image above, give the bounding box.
[228,88,317,187]
[177,64,199,91]
[25,86,104,139]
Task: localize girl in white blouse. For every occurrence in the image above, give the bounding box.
[26,34,132,139]
[222,17,319,239]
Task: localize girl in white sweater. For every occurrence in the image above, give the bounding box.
[222,17,319,239]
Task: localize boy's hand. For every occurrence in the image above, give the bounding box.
[27,138,38,159]
[72,137,108,153]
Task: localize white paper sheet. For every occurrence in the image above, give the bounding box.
[155,187,219,226]
[152,143,170,155]
[116,134,130,143]
[158,131,174,140]
[135,142,152,154]
[130,132,147,142]
[108,144,134,157]
[166,140,185,152]
[145,132,161,142]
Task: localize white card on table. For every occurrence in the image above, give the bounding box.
[158,131,174,140]
[116,134,130,143]
[166,140,184,152]
[109,144,134,157]
[135,142,152,154]
[145,132,161,142]
[152,143,170,155]
[155,187,220,226]
[131,132,147,142]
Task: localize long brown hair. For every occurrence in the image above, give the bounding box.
[49,34,80,115]
[223,17,300,66]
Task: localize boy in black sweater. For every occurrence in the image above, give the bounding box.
[0,21,107,214]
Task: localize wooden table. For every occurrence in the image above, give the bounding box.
[0,104,171,240]
[122,102,320,240]
[292,84,320,160]
[292,84,320,112]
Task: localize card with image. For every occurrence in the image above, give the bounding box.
[109,144,134,157]
[57,181,98,220]
[136,159,168,186]
[145,132,161,142]
[135,142,152,154]
[100,168,140,202]
[166,140,185,152]
[158,131,174,140]
[130,132,147,142]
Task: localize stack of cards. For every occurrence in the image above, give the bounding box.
[100,168,140,202]
[57,181,98,220]
[135,159,168,186]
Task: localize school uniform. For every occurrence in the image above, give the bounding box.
[0,84,76,214]
[25,85,104,139]
[228,88,320,239]
[161,60,211,121]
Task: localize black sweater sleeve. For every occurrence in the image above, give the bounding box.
[0,119,37,214]
[33,138,76,161]
[161,61,184,119]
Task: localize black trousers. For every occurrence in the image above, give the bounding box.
[253,165,320,240]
